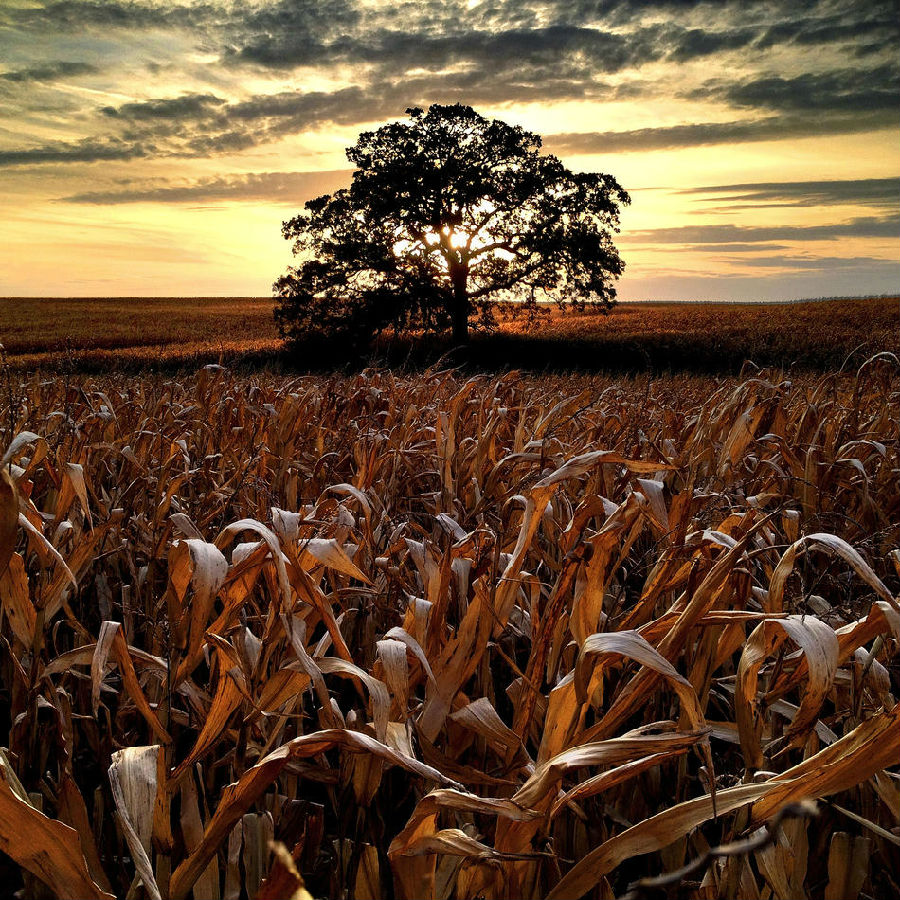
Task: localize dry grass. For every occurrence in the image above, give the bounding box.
[2,295,896,373]
[1,357,898,899]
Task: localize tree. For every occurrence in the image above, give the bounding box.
[274,104,630,348]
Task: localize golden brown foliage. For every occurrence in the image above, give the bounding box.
[0,359,898,899]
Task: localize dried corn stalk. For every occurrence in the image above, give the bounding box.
[0,361,896,899]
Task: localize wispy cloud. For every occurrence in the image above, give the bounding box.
[62,169,351,204]
[101,93,227,119]
[546,110,895,154]
[625,214,900,245]
[721,254,900,270]
[0,139,149,166]
[1,61,99,83]
[680,178,900,210]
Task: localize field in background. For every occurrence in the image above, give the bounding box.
[1,362,898,898]
[0,296,276,369]
[1,295,896,372]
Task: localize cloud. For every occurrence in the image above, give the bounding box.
[721,255,900,270]
[0,1,214,30]
[226,0,360,66]
[693,64,900,114]
[546,109,895,154]
[62,169,352,204]
[688,243,793,253]
[86,73,623,165]
[664,25,761,63]
[0,139,150,166]
[5,0,895,72]
[546,60,899,155]
[230,22,665,77]
[754,7,899,54]
[1,61,99,82]
[680,178,900,209]
[103,93,227,120]
[624,214,900,245]
[226,1,900,77]
[98,63,644,138]
[2,0,898,170]
[9,89,893,171]
[0,86,386,168]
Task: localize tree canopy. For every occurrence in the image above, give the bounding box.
[274,103,630,348]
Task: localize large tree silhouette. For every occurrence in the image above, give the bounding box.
[274,104,630,348]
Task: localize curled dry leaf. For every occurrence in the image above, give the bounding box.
[301,536,371,583]
[735,615,839,768]
[0,552,35,645]
[513,729,709,810]
[108,746,161,900]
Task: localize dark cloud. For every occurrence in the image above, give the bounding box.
[0,1,217,30]
[229,14,885,82]
[61,169,352,204]
[103,84,377,126]
[5,0,895,66]
[625,214,900,245]
[88,73,617,164]
[99,55,898,159]
[228,0,359,65]
[664,26,760,62]
[1,61,99,83]
[695,64,900,114]
[92,86,399,160]
[103,93,227,120]
[104,62,641,134]
[2,0,898,167]
[754,7,899,53]
[3,79,417,168]
[13,85,894,172]
[226,1,900,76]
[231,23,659,74]
[0,139,149,167]
[680,178,900,209]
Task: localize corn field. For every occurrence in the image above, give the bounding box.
[1,358,898,899]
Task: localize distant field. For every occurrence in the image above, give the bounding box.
[1,294,896,372]
[0,296,277,368]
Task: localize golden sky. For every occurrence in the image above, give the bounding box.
[1,0,897,300]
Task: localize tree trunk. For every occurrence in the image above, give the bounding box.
[451,266,469,344]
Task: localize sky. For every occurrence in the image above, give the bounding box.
[0,0,898,301]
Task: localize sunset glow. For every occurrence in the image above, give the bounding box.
[1,0,897,300]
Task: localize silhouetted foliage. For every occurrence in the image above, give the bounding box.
[274,104,629,348]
